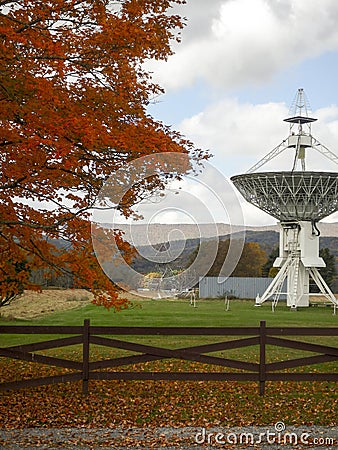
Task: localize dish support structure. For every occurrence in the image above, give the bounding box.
[255,221,338,312]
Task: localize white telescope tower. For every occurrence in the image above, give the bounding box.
[231,89,338,311]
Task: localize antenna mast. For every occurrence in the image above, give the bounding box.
[246,88,338,173]
[283,88,317,171]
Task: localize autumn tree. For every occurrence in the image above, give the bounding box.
[0,0,207,309]
[233,242,267,277]
[202,240,267,278]
[0,259,29,307]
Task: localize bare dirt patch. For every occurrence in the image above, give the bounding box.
[0,289,93,320]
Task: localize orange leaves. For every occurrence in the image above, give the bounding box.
[0,358,336,431]
[0,0,209,310]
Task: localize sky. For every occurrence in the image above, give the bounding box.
[139,0,338,227]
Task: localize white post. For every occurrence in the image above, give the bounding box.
[225,295,230,311]
[190,290,196,308]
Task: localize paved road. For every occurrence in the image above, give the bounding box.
[0,426,337,449]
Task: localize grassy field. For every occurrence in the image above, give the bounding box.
[1,294,338,326]
[0,294,337,429]
[1,295,337,345]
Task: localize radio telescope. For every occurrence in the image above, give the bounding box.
[231,89,338,311]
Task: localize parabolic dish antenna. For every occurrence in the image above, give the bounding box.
[231,89,338,311]
[231,171,338,222]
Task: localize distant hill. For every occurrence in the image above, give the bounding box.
[113,223,260,245]
[114,222,338,246]
[131,227,338,277]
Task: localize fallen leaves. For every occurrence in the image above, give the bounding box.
[0,359,336,430]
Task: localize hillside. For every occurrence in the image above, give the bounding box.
[115,222,338,246]
[131,229,338,280]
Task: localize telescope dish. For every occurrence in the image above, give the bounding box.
[231,171,338,222]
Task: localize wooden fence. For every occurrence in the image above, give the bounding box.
[0,320,337,395]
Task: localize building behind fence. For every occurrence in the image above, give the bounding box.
[199,277,287,300]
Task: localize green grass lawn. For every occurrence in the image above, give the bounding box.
[2,296,337,327]
[0,297,337,347]
[1,297,337,347]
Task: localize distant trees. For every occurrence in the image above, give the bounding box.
[318,247,337,289]
[30,267,74,290]
[205,240,267,278]
[233,242,267,277]
[262,247,279,278]
[143,272,162,290]
[134,239,268,280]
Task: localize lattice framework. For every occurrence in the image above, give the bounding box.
[231,171,338,221]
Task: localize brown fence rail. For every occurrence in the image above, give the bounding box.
[0,320,337,395]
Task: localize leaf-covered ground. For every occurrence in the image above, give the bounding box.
[2,381,336,429]
[0,360,337,448]
[0,362,336,429]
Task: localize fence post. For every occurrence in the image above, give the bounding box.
[82,319,90,395]
[259,320,266,396]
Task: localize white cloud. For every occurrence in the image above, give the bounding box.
[241,202,277,226]
[178,97,338,176]
[149,0,338,91]
[179,98,288,172]
[145,1,338,226]
[315,106,338,148]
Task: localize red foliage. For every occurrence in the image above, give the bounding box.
[0,0,208,309]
